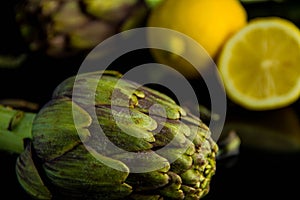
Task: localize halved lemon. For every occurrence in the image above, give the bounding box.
[218,17,300,110]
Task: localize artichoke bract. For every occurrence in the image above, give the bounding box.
[16,0,154,57]
[14,70,218,199]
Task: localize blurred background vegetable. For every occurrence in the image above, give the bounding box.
[15,0,161,57]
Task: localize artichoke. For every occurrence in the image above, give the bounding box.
[1,70,218,199]
[15,0,156,57]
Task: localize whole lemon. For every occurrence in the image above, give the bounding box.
[147,0,247,78]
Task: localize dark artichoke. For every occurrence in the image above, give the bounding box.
[2,71,217,199]
[15,0,156,57]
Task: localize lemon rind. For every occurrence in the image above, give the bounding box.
[218,17,300,110]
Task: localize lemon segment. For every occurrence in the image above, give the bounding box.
[218,17,300,110]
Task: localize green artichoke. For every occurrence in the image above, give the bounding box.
[15,0,157,57]
[1,71,218,199]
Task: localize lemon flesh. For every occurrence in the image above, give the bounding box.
[218,17,300,110]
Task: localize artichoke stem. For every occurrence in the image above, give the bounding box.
[0,105,35,154]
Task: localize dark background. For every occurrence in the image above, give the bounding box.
[1,1,300,199]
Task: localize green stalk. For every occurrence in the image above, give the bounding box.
[223,107,300,153]
[0,105,36,154]
[0,54,27,69]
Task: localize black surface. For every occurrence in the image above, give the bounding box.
[1,148,300,199]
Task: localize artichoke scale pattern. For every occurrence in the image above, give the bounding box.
[16,71,218,199]
[16,0,150,56]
